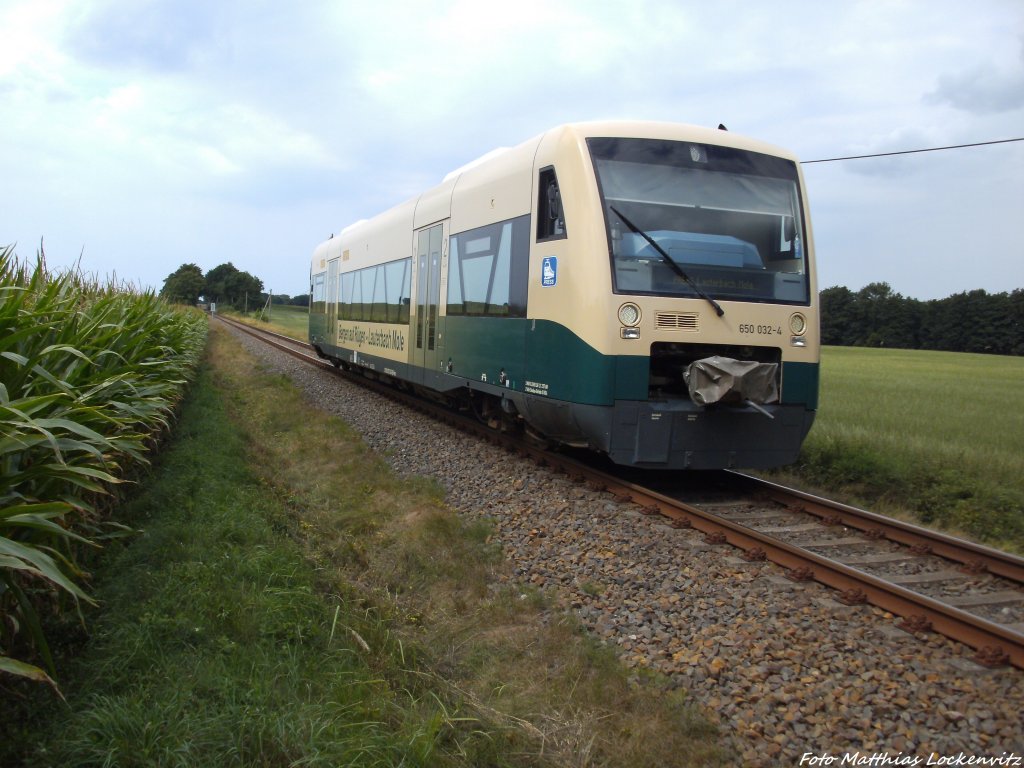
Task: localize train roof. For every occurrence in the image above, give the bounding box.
[535,120,798,160]
[311,121,801,271]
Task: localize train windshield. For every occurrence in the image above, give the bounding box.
[589,137,809,305]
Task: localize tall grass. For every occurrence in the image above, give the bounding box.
[0,245,207,687]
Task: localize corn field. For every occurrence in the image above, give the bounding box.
[1,245,207,689]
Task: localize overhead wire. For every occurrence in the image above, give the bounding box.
[800,137,1024,164]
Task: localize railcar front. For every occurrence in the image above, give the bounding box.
[519,123,819,469]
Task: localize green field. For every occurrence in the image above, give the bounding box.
[230,303,309,340]
[771,346,1024,551]
[815,346,1023,486]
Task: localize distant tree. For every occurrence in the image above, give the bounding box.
[857,281,894,347]
[1010,289,1024,356]
[203,262,264,310]
[819,286,857,346]
[981,291,1015,355]
[160,263,206,305]
[203,263,238,304]
[862,283,919,349]
[822,284,1022,356]
[933,290,996,353]
[227,270,263,310]
[289,294,310,307]
[959,290,1010,354]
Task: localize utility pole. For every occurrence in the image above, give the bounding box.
[258,291,273,322]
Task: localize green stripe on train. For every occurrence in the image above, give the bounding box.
[443,316,625,404]
[780,360,819,410]
[313,313,818,409]
[444,317,818,408]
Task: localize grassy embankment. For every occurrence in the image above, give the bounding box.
[233,306,1024,553]
[769,346,1024,552]
[3,322,724,767]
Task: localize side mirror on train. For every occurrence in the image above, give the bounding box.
[547,181,562,220]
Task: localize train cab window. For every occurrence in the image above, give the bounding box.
[590,137,811,305]
[536,167,566,241]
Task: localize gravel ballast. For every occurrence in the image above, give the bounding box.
[227,325,1024,766]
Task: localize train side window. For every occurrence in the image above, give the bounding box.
[370,265,388,322]
[339,273,352,320]
[536,167,566,241]
[447,214,528,317]
[384,258,411,323]
[359,269,376,322]
[349,271,363,321]
[311,273,326,313]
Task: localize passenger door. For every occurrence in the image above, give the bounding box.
[413,221,446,383]
[326,257,339,345]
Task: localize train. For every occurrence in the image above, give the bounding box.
[309,121,819,469]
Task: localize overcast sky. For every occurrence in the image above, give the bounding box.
[2,0,1022,300]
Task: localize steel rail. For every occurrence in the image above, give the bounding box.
[233,322,316,350]
[215,314,1024,669]
[214,314,324,363]
[727,472,1024,584]
[576,470,1024,670]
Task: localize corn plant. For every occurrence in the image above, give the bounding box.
[1,245,207,688]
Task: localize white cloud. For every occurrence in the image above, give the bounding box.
[927,64,1024,114]
[0,0,1022,298]
[0,0,72,77]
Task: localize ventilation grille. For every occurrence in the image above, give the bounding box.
[655,311,699,331]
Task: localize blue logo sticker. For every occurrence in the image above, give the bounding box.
[542,256,557,287]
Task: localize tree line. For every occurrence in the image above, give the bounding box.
[821,283,1024,356]
[163,262,1020,355]
[160,263,309,310]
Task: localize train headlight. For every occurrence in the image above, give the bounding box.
[789,312,807,336]
[618,303,641,327]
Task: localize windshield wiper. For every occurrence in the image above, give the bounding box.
[610,206,725,317]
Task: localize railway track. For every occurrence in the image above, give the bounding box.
[214,313,1024,670]
[598,472,1024,670]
